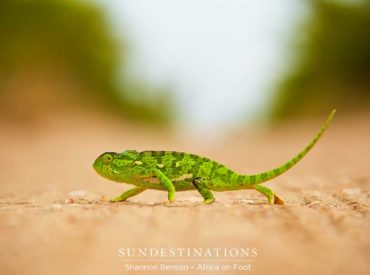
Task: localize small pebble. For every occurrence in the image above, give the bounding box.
[342,188,361,196]
[51,203,62,210]
[236,199,255,204]
[67,190,86,198]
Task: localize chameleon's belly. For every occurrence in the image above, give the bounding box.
[127,176,196,191]
[136,181,195,191]
[173,181,196,191]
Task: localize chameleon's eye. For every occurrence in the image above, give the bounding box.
[102,153,113,164]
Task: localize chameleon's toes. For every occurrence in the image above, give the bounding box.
[110,196,127,203]
[168,193,175,203]
[204,198,215,205]
[267,197,274,205]
[273,194,286,205]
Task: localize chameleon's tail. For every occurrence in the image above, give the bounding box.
[242,109,336,185]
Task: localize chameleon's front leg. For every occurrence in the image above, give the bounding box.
[153,169,176,202]
[111,187,146,202]
[192,178,215,204]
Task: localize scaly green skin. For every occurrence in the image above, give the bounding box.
[93,110,336,205]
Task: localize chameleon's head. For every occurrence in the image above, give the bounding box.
[93,150,138,181]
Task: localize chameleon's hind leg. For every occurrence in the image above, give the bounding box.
[254,185,285,205]
[153,169,176,202]
[111,187,146,202]
[192,178,215,204]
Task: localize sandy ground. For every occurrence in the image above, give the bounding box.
[0,112,369,275]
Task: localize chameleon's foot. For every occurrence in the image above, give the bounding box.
[204,198,215,205]
[110,196,127,203]
[192,177,215,205]
[110,187,146,203]
[168,192,175,203]
[254,184,285,205]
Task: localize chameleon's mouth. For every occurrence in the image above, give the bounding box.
[92,158,103,174]
[93,157,114,180]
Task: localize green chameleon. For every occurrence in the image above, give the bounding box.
[93,110,335,205]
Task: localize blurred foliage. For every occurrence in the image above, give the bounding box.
[270,0,370,120]
[0,0,173,124]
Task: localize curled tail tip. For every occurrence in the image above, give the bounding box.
[326,109,336,124]
[245,109,336,185]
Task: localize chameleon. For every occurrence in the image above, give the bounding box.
[93,110,335,205]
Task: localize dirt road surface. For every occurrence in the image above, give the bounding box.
[0,112,369,275]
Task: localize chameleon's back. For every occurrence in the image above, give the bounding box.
[136,150,236,191]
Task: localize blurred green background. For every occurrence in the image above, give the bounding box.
[270,0,370,120]
[0,0,173,124]
[0,0,369,128]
